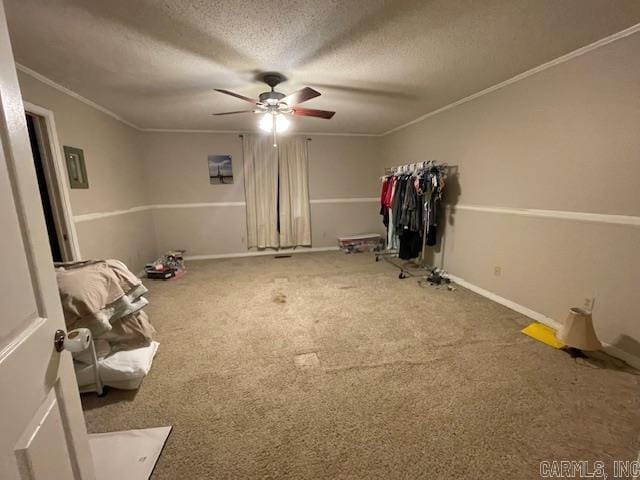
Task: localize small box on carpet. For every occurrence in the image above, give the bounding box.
[338,234,382,253]
[145,250,186,280]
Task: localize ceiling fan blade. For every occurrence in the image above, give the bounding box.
[213,89,258,104]
[292,107,336,119]
[281,87,321,106]
[211,110,255,116]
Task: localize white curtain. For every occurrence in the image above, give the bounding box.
[278,136,311,247]
[243,134,279,248]
[242,134,311,249]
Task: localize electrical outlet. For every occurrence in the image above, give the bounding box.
[494,266,502,277]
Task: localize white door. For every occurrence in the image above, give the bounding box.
[0,2,95,479]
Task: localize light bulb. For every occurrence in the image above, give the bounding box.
[275,114,290,133]
[258,113,290,133]
[259,113,273,132]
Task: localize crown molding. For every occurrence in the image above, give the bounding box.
[140,128,245,134]
[16,63,142,130]
[297,132,379,137]
[382,22,640,136]
[16,22,640,137]
[15,63,380,137]
[140,128,380,136]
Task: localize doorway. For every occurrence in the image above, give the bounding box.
[24,108,78,262]
[26,112,62,261]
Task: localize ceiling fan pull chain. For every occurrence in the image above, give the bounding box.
[273,115,277,147]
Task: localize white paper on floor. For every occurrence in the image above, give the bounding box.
[89,426,172,480]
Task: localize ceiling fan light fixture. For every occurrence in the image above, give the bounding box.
[259,113,273,132]
[212,74,335,130]
[276,114,290,133]
[258,113,290,133]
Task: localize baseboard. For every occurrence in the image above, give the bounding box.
[184,246,340,261]
[447,274,640,370]
[447,274,562,329]
[137,247,340,274]
[600,343,640,371]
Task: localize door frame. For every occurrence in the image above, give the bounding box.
[23,101,81,261]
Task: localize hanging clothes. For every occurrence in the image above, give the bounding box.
[397,177,423,259]
[422,166,445,247]
[386,177,398,250]
[379,163,447,259]
[392,176,408,232]
[398,230,422,260]
[379,176,391,227]
[380,175,401,250]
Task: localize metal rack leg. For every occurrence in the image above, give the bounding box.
[89,339,104,396]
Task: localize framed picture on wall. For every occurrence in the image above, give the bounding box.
[208,155,233,184]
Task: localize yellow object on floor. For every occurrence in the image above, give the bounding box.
[521,322,565,349]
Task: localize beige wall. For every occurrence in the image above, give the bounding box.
[15,69,386,267]
[142,132,384,255]
[382,32,640,356]
[17,71,157,272]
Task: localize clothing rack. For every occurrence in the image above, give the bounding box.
[376,160,449,279]
[381,160,447,176]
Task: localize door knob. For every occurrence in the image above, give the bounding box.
[54,328,92,352]
[54,329,66,352]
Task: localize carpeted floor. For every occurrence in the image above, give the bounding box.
[82,251,640,479]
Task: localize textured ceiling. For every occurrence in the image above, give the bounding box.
[6,0,640,134]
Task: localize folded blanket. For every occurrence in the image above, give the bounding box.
[102,310,156,353]
[57,259,151,336]
[73,310,156,364]
[106,259,143,294]
[57,262,126,326]
[70,294,150,336]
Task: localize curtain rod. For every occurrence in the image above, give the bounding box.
[238,134,311,141]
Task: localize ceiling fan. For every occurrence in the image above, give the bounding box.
[212,72,336,146]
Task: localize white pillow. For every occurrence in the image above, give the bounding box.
[75,341,159,387]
